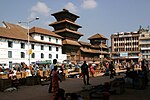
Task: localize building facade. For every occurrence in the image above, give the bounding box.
[139,27,150,61]
[0,22,66,68]
[111,31,140,63]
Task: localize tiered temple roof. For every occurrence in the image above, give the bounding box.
[88,33,108,40]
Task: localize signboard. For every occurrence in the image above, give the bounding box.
[120,52,128,57]
[28,49,33,55]
[36,60,51,64]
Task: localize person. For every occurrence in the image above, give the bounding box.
[130,60,135,71]
[49,59,57,93]
[60,64,65,81]
[55,88,66,100]
[89,63,95,77]
[52,65,62,100]
[81,61,90,85]
[141,59,147,72]
[141,59,149,86]
[11,75,19,89]
[104,62,110,76]
[109,61,115,79]
[66,93,83,100]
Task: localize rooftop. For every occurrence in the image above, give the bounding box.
[88,33,108,40]
[51,9,79,18]
[29,27,63,38]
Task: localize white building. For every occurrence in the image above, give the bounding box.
[0,22,66,68]
[139,27,150,61]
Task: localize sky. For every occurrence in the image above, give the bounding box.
[0,0,150,46]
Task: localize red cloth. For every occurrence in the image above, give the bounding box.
[52,71,59,100]
[90,66,95,74]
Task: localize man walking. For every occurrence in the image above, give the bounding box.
[81,61,90,85]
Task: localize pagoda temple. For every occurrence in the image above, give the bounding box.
[79,33,109,64]
[49,9,83,63]
[88,33,109,60]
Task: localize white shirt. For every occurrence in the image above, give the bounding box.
[50,64,55,71]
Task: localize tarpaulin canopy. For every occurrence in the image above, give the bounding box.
[36,60,51,64]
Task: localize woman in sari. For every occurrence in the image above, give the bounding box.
[52,65,62,100]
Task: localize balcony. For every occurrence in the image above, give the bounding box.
[141,47,150,50]
[139,41,150,45]
[128,56,139,58]
[111,55,139,59]
[142,53,150,56]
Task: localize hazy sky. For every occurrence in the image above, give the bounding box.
[0,0,150,45]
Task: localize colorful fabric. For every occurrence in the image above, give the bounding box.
[90,66,95,74]
[52,71,59,100]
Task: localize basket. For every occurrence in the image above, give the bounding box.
[0,74,9,79]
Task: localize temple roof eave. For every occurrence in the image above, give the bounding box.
[91,45,109,49]
[78,41,91,46]
[80,47,109,54]
[49,19,82,28]
[51,9,80,18]
[63,39,81,46]
[88,33,108,40]
[54,28,83,36]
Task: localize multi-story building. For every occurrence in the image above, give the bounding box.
[139,27,150,61]
[111,31,140,63]
[49,9,83,64]
[29,27,65,63]
[0,22,65,68]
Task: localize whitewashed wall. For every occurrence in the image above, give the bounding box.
[0,33,66,68]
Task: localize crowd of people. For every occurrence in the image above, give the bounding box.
[50,59,116,100]
[1,58,150,100]
[49,59,85,100]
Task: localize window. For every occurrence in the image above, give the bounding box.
[8,51,12,58]
[21,43,25,49]
[31,53,35,58]
[21,52,25,58]
[41,53,44,58]
[9,61,12,69]
[49,46,52,51]
[56,47,59,51]
[41,45,44,50]
[141,34,145,37]
[31,44,34,50]
[56,39,58,43]
[8,41,13,48]
[41,36,44,40]
[49,37,51,42]
[56,54,58,59]
[49,54,52,59]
